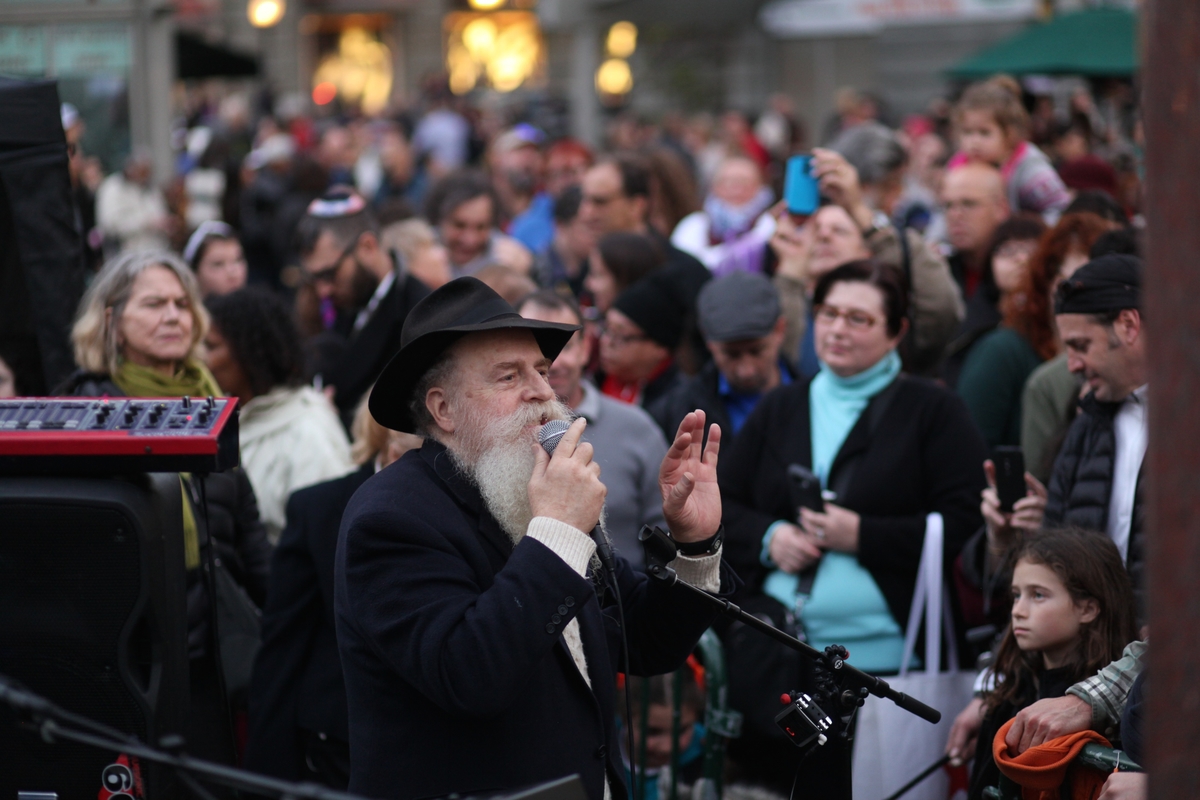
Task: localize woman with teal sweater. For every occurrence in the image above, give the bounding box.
[719,260,988,795]
[957,217,1053,447]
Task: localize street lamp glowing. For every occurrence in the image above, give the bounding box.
[445,11,542,95]
[248,0,285,28]
[595,58,632,96]
[606,22,637,58]
[468,0,505,9]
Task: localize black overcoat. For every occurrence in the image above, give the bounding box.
[334,440,735,799]
[244,463,373,780]
[329,270,431,422]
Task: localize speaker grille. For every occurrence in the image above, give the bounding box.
[0,501,149,795]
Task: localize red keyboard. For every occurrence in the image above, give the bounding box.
[0,397,239,473]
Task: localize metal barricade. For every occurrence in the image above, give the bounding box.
[630,629,743,800]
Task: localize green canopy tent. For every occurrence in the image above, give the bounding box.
[949,7,1137,79]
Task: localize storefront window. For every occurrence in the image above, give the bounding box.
[0,21,130,170]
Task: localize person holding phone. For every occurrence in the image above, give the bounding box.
[948,255,1149,772]
[768,145,964,378]
[718,259,988,794]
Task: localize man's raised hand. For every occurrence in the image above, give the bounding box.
[660,410,722,544]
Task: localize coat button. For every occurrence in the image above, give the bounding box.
[595,744,607,759]
[564,596,575,607]
[558,604,568,615]
[551,614,561,624]
[545,623,556,634]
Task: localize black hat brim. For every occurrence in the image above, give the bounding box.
[368,315,577,433]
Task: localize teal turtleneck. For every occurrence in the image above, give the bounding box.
[762,348,907,673]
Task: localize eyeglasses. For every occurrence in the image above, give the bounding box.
[581,192,621,208]
[598,325,648,347]
[304,234,361,285]
[995,241,1036,260]
[813,303,878,331]
[942,198,982,213]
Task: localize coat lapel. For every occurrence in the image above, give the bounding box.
[332,279,400,400]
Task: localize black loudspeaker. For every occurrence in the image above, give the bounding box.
[0,77,87,395]
[0,474,189,798]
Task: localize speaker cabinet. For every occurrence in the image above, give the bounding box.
[0,473,189,798]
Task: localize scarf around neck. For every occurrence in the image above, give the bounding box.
[809,349,901,487]
[114,357,223,399]
[704,186,774,242]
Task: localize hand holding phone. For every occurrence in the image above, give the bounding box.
[784,155,819,218]
[992,446,1026,513]
[787,464,824,518]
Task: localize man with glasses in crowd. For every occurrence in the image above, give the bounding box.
[297,190,430,424]
[579,154,712,369]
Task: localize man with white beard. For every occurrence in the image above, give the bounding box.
[334,277,734,799]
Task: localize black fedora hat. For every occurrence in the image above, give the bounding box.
[369,276,578,433]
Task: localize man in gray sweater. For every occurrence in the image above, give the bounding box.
[519,290,669,569]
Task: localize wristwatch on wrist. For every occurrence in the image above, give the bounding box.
[671,525,724,557]
[859,210,891,239]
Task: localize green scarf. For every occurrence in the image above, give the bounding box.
[113,357,222,571]
[113,358,222,400]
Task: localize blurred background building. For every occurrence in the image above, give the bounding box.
[0,0,1137,181]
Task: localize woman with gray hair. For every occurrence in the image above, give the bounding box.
[60,249,219,397]
[57,250,271,767]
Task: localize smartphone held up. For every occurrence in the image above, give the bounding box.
[992,446,1026,513]
[784,154,820,220]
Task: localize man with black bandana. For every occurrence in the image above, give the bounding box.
[961,253,1150,618]
[297,191,430,424]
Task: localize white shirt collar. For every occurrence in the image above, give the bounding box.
[352,269,396,335]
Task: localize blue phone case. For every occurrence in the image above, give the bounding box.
[785,155,819,216]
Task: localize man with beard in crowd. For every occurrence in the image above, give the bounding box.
[298,190,430,425]
[335,277,734,797]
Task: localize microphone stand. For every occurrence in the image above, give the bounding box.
[0,675,371,800]
[638,526,942,800]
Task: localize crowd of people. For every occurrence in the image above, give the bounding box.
[2,70,1152,800]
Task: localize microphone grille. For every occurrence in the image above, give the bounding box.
[537,419,572,456]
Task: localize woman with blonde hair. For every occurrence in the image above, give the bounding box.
[61,249,220,397]
[59,249,270,768]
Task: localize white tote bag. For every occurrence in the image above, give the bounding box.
[851,513,977,800]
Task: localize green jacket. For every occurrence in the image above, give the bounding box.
[957,327,1043,448]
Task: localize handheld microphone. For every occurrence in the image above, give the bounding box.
[537,419,617,577]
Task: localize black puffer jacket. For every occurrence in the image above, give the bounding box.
[1044,392,1145,622]
[58,370,273,654]
[958,391,1146,628]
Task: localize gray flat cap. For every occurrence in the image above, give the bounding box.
[697,271,781,342]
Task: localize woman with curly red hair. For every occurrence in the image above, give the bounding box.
[957,212,1116,449]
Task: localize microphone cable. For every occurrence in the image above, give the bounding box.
[606,542,638,800]
[538,420,638,800]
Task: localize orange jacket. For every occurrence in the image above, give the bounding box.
[992,718,1111,800]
